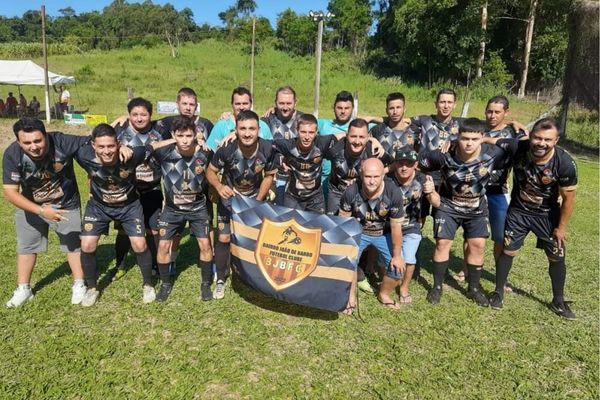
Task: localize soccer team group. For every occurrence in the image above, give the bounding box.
[2,85,578,319]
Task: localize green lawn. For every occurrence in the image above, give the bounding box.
[0,41,597,399]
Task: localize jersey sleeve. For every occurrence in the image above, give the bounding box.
[417,149,444,172]
[317,134,337,151]
[209,146,226,170]
[53,132,91,157]
[389,186,405,221]
[131,145,147,165]
[496,138,522,157]
[206,121,231,151]
[259,120,273,140]
[2,145,21,185]
[558,151,577,188]
[339,185,356,214]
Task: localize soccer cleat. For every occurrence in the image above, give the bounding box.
[467,289,489,307]
[426,287,443,304]
[357,279,374,294]
[71,283,87,305]
[213,280,226,300]
[156,283,173,302]
[6,286,33,308]
[81,288,99,307]
[550,300,576,320]
[142,285,156,304]
[488,291,504,310]
[200,282,212,301]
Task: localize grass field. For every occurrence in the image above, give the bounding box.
[0,41,598,399]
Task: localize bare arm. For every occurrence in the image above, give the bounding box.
[338,210,351,218]
[3,185,66,221]
[110,114,128,128]
[151,138,176,150]
[206,165,234,199]
[256,173,275,201]
[422,175,441,208]
[390,220,406,274]
[554,187,577,249]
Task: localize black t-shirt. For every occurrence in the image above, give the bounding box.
[485,125,526,195]
[325,138,376,193]
[388,171,426,235]
[412,115,465,185]
[76,144,147,206]
[370,122,420,166]
[153,144,212,212]
[418,144,506,216]
[2,132,89,210]
[339,179,404,236]
[210,138,277,197]
[273,135,337,198]
[153,115,214,141]
[261,111,304,141]
[497,139,577,215]
[116,124,164,193]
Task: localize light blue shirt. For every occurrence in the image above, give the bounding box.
[207,117,272,151]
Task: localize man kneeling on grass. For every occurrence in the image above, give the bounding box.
[387,149,440,304]
[150,116,214,302]
[338,158,405,312]
[76,124,153,306]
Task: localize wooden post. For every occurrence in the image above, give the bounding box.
[41,6,51,123]
[127,88,134,101]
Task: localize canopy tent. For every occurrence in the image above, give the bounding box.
[0,60,75,86]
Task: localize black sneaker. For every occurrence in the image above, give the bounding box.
[467,289,489,307]
[488,291,503,310]
[200,282,212,301]
[426,287,443,304]
[549,299,576,320]
[156,283,173,302]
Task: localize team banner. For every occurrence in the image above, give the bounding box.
[231,195,362,313]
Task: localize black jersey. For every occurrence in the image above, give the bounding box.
[153,144,212,212]
[116,124,164,193]
[370,122,420,165]
[497,139,577,215]
[339,179,404,236]
[388,171,426,235]
[210,138,277,197]
[418,144,506,216]
[325,138,376,193]
[76,144,147,206]
[262,111,304,141]
[2,132,89,209]
[153,115,213,141]
[274,135,337,198]
[485,125,526,195]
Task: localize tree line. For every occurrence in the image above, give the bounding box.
[0,0,595,104]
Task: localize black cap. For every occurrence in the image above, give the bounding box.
[394,149,418,162]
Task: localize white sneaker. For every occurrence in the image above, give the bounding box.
[81,288,99,307]
[71,283,86,305]
[142,285,156,304]
[6,286,33,308]
[213,280,226,300]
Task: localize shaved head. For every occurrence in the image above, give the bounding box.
[361,158,385,196]
[362,158,385,174]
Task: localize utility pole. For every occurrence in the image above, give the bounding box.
[250,16,256,98]
[309,11,334,117]
[41,5,51,123]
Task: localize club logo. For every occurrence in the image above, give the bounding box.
[84,223,93,231]
[479,166,488,176]
[255,218,321,291]
[195,165,204,175]
[159,228,166,236]
[53,162,64,172]
[119,169,129,178]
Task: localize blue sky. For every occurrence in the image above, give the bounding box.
[0,0,331,27]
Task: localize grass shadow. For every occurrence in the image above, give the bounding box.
[32,261,71,294]
[230,274,339,321]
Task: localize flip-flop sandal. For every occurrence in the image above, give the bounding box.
[399,294,413,304]
[378,298,400,310]
[453,270,467,283]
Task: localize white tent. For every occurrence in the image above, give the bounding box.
[0,60,75,86]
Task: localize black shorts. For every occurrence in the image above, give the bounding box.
[114,189,163,232]
[326,186,343,215]
[284,190,326,214]
[157,205,210,241]
[503,206,561,254]
[217,196,233,235]
[433,208,489,240]
[82,198,145,237]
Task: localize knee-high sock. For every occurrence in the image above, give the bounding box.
[215,241,230,282]
[548,259,566,303]
[432,260,448,289]
[467,264,483,292]
[495,253,514,294]
[157,262,171,284]
[134,250,153,286]
[81,251,98,289]
[199,259,213,284]
[115,234,130,268]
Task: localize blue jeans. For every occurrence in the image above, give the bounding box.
[358,233,403,280]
